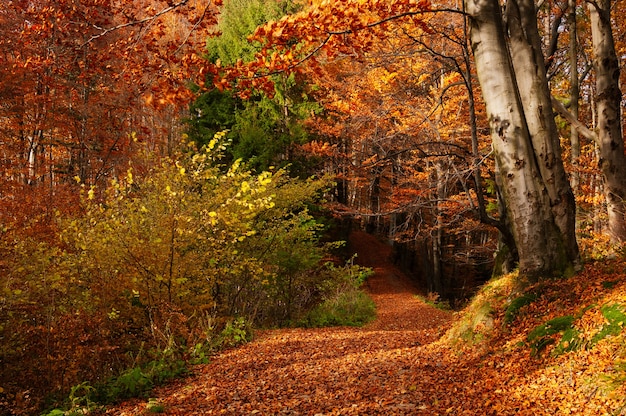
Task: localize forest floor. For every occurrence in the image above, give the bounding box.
[104,231,626,415]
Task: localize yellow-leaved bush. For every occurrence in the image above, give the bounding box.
[0,133,358,412]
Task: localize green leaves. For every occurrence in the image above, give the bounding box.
[591,304,626,345]
[526,303,626,357]
[59,133,337,328]
[527,315,576,356]
[188,0,321,174]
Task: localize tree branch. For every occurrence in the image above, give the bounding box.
[82,0,193,47]
[325,8,467,36]
[550,95,598,143]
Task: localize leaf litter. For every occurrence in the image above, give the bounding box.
[103,231,626,415]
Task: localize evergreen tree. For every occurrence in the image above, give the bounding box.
[188,0,320,174]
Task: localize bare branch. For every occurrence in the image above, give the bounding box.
[550,95,598,143]
[175,1,213,54]
[81,0,193,47]
[325,8,468,36]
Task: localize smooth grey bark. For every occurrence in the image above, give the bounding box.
[588,0,626,242]
[465,0,578,278]
[551,96,597,142]
[505,0,579,264]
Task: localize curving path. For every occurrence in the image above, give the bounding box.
[105,231,453,415]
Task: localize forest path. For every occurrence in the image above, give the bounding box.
[106,231,455,415]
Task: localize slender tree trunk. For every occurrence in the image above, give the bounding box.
[568,0,580,193]
[588,0,626,242]
[367,166,382,233]
[465,0,577,279]
[431,161,445,294]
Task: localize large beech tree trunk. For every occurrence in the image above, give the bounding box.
[465,0,579,279]
[588,0,626,242]
[506,0,579,263]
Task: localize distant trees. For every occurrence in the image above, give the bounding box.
[0,0,217,252]
[0,0,212,187]
[216,0,626,283]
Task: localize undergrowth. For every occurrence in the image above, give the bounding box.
[43,262,373,414]
[42,317,253,415]
[444,253,626,412]
[301,290,376,327]
[416,292,452,311]
[445,271,514,345]
[298,263,376,328]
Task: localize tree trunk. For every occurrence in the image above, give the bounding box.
[568,0,580,193]
[431,161,445,294]
[588,0,626,242]
[505,0,579,265]
[465,0,577,279]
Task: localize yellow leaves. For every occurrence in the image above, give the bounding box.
[272,26,284,40]
[206,138,218,152]
[381,70,398,84]
[257,171,273,187]
[372,68,399,93]
[107,308,120,320]
[208,211,218,226]
[228,158,243,177]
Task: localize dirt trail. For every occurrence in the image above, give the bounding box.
[349,231,446,332]
[107,231,453,415]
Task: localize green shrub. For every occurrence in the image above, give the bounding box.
[214,317,253,349]
[300,290,376,327]
[146,398,166,413]
[297,258,375,327]
[416,292,452,311]
[2,133,352,413]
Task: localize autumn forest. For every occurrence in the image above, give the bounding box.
[1,0,626,414]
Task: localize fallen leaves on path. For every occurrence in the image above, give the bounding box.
[105,231,453,415]
[104,232,626,415]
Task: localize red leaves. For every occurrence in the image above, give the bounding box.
[1,0,217,191]
[218,0,434,97]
